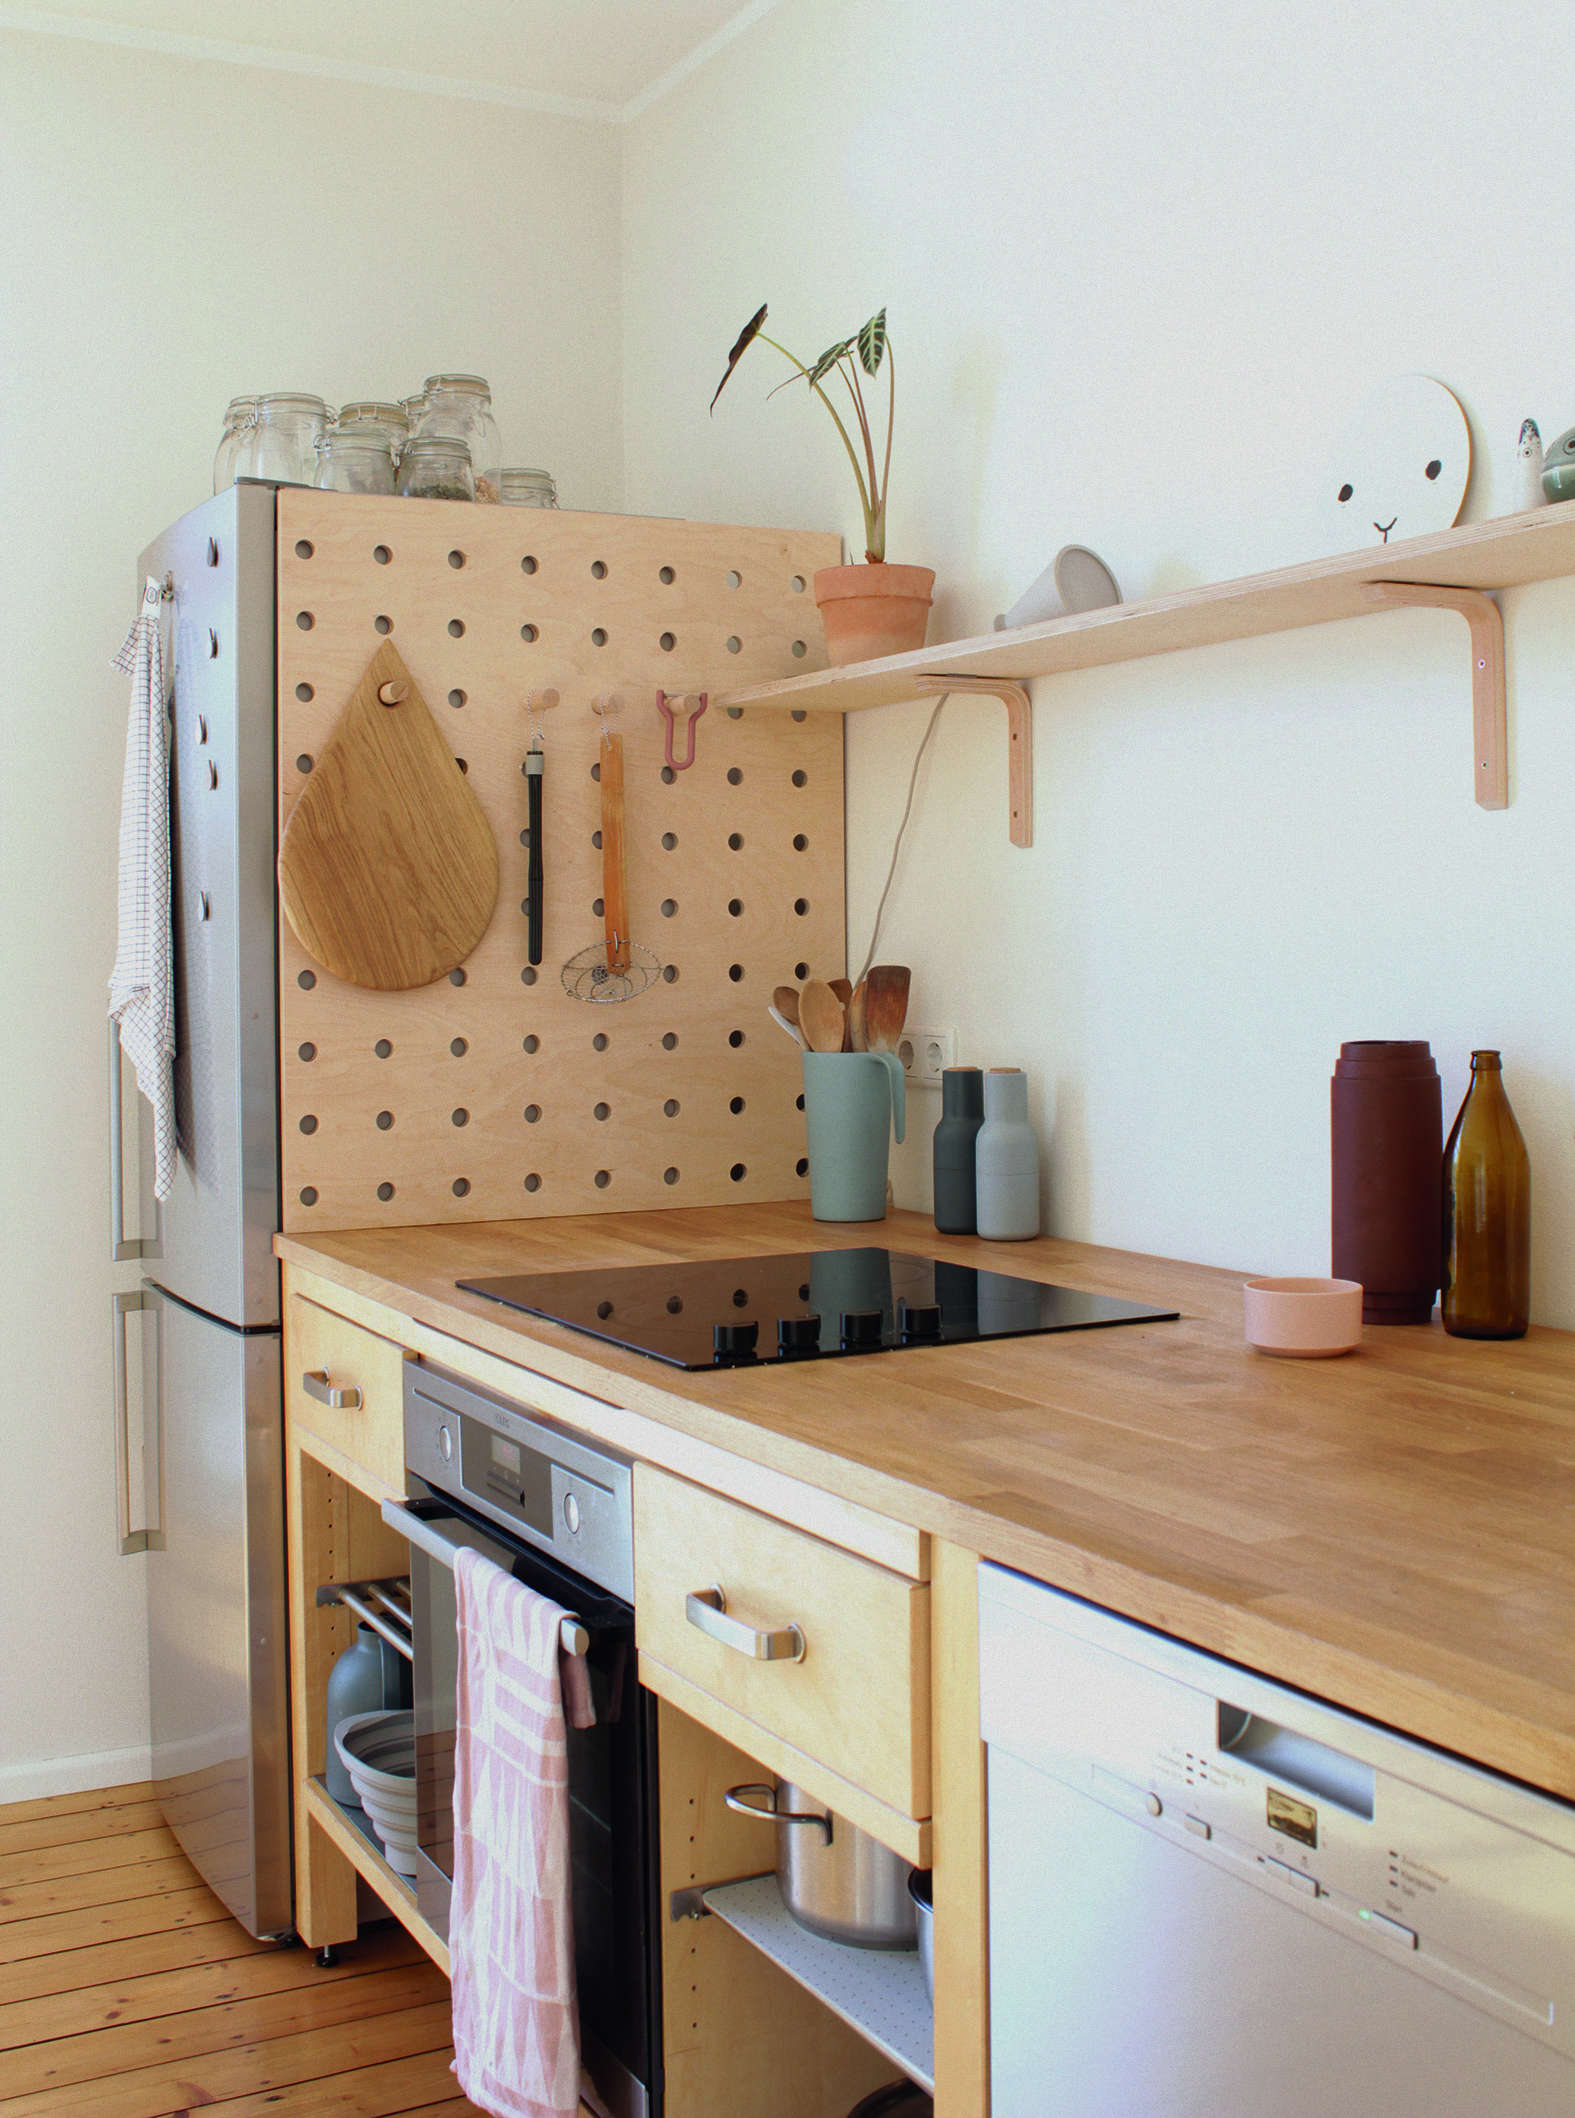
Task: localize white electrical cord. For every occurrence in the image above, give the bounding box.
[853,693,947,987]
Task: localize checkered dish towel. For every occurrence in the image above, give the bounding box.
[108,577,176,1200]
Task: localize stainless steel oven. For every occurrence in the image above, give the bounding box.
[382,1361,663,2118]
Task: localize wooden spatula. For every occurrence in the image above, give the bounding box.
[799,978,848,1053]
[848,980,868,1051]
[863,964,912,1052]
[278,643,499,990]
[829,977,854,1051]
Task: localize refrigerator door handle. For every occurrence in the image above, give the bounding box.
[112,1289,162,1555]
[109,1022,152,1262]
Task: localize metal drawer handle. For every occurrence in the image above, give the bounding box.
[724,1782,832,1843]
[302,1369,362,1410]
[685,1584,805,1663]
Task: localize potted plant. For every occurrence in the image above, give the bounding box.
[710,303,934,666]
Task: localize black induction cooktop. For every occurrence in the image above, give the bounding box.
[458,1249,1179,1370]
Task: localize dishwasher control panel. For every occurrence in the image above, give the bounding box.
[981,1563,1575,2063]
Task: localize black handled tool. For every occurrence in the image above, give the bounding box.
[525,744,544,965]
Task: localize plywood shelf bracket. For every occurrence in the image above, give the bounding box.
[1359,581,1507,810]
[912,674,1034,848]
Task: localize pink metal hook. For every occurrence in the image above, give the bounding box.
[657,690,708,771]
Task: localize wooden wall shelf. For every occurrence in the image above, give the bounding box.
[716,504,1575,836]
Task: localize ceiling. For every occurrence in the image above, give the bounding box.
[3,0,780,117]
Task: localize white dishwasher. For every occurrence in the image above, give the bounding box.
[979,1563,1575,2117]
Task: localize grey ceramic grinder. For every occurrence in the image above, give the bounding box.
[976,1067,1041,1239]
[933,1066,985,1232]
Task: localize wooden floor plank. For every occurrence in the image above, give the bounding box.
[0,1788,155,1830]
[0,1998,458,2118]
[0,1919,275,2009]
[0,1884,237,1967]
[0,1806,167,1859]
[182,2045,469,2118]
[0,1828,181,1892]
[0,1924,423,2052]
[0,1957,448,2099]
[0,1855,197,1929]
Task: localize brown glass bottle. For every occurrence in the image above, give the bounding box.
[1441,1051,1531,1339]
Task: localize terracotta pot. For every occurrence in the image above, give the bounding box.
[813,563,935,666]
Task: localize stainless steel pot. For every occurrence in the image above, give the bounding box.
[725,1781,917,1950]
[907,1867,933,1999]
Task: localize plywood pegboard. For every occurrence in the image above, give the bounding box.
[276,490,845,1234]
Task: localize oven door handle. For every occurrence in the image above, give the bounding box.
[381,1498,591,1657]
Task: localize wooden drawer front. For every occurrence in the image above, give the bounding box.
[286,1294,406,1494]
[635,1466,930,1819]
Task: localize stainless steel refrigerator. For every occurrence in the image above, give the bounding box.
[110,482,292,1939]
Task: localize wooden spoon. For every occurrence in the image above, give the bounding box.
[829,977,854,1051]
[848,980,868,1051]
[798,978,847,1054]
[863,964,912,1052]
[773,984,802,1030]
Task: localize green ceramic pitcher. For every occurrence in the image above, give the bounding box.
[801,1051,907,1222]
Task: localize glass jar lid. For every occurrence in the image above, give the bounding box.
[256,392,330,419]
[499,467,558,502]
[423,372,492,401]
[339,400,408,431]
[224,395,259,419]
[403,434,473,460]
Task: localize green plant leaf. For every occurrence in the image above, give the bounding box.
[806,336,855,388]
[857,308,887,375]
[709,303,768,413]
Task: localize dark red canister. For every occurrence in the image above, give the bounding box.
[1331,1041,1442,1325]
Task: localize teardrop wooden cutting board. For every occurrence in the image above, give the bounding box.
[278,642,499,990]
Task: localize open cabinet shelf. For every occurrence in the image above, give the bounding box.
[303,1775,450,1975]
[703,1875,934,2094]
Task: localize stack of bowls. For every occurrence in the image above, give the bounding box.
[333,1710,418,1875]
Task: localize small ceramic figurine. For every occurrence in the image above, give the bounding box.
[1515,419,1547,512]
[1540,422,1575,503]
[1318,375,1471,550]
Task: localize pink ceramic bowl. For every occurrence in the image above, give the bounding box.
[1243,1277,1363,1358]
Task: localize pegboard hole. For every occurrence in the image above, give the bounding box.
[296,754,314,773]
[796,1157,809,1177]
[375,1038,393,1058]
[659,565,676,584]
[793,833,808,851]
[591,628,608,647]
[659,633,676,652]
[726,570,741,589]
[728,832,743,850]
[524,1173,542,1192]
[448,549,466,569]
[521,966,537,986]
[661,831,677,851]
[296,611,314,631]
[660,765,676,784]
[664,1099,680,1118]
[299,1186,318,1206]
[373,545,392,564]
[298,1042,316,1061]
[594,1170,611,1189]
[592,1032,609,1051]
[726,767,743,786]
[452,1178,470,1197]
[661,1032,678,1050]
[791,574,806,592]
[590,761,601,783]
[592,829,603,849]
[376,1110,394,1131]
[728,899,743,917]
[664,1167,680,1185]
[452,1108,469,1126]
[726,706,743,721]
[456,758,469,773]
[592,897,605,917]
[521,554,538,574]
[448,618,465,638]
[451,1038,467,1057]
[725,636,742,654]
[594,1102,611,1121]
[298,969,316,990]
[662,963,679,983]
[374,614,393,634]
[794,961,809,980]
[523,1034,540,1054]
[377,1182,395,1201]
[591,560,608,579]
[791,640,807,658]
[796,1093,805,1111]
[295,682,314,702]
[792,769,808,788]
[660,899,677,918]
[449,968,467,987]
[729,1163,747,1182]
[524,1104,542,1123]
[728,1029,745,1048]
[794,897,809,916]
[521,623,539,643]
[728,964,745,982]
[791,708,807,722]
[730,1096,745,1114]
[294,539,314,560]
[299,1113,318,1134]
[449,689,467,708]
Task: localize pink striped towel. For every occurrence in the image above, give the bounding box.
[450,1548,595,2118]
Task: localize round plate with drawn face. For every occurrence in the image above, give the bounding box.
[1318,375,1471,550]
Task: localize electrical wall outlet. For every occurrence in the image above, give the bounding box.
[895,1026,957,1088]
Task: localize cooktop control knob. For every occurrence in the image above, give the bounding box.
[900,1301,943,1340]
[841,1308,885,1349]
[777,1313,822,1355]
[713,1319,760,1360]
[437,1423,454,1463]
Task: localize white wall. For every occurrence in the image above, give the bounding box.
[623,0,1575,1319]
[0,29,622,1795]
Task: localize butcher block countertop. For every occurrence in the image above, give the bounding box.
[277,1202,1575,1804]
